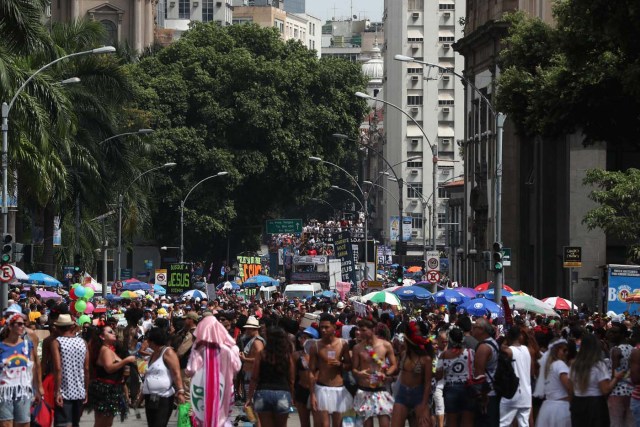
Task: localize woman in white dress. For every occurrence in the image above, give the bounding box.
[535,339,571,427]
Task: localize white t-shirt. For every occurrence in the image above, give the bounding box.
[572,360,611,397]
[545,360,570,400]
[341,325,355,340]
[501,345,531,408]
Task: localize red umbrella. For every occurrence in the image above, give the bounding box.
[542,296,576,311]
[474,282,515,293]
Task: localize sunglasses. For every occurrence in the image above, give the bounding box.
[12,323,25,327]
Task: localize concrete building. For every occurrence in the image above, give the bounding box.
[283,0,305,14]
[157,0,233,44]
[380,0,465,263]
[49,0,156,51]
[454,0,610,307]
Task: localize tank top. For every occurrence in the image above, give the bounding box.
[443,348,474,385]
[0,338,34,402]
[257,358,290,391]
[57,336,87,400]
[143,347,174,397]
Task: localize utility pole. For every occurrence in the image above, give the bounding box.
[494,113,506,304]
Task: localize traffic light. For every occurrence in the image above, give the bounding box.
[396,266,404,284]
[493,242,504,273]
[1,234,12,264]
[482,251,492,271]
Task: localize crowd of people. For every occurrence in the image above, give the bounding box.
[2,284,640,427]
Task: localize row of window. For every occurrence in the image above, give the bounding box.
[407,211,448,231]
[408,0,456,11]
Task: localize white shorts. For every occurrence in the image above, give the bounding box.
[314,384,353,414]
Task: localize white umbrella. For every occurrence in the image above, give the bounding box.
[10,265,28,281]
[361,291,402,306]
[402,278,416,286]
[134,289,146,296]
[542,296,578,311]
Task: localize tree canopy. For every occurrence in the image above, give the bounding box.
[128,23,368,257]
[496,0,640,148]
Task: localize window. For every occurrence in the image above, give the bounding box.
[438,36,455,43]
[407,67,423,74]
[179,0,190,18]
[438,187,448,199]
[202,0,214,22]
[439,3,455,10]
[411,213,423,230]
[407,95,423,105]
[407,160,422,168]
[100,20,117,45]
[407,184,423,199]
[438,213,446,228]
[408,0,424,9]
[408,37,424,42]
[438,99,455,106]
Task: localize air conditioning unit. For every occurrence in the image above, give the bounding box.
[442,75,451,81]
[443,12,451,18]
[442,139,451,145]
[193,1,199,6]
[411,75,420,82]
[442,169,451,175]
[410,169,419,175]
[442,43,451,49]
[170,1,175,7]
[411,230,419,237]
[412,12,420,19]
[442,107,450,113]
[410,200,419,205]
[411,138,419,145]
[410,107,420,114]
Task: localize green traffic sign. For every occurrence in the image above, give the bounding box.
[266,219,303,234]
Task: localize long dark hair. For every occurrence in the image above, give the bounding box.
[87,325,109,380]
[570,332,603,393]
[262,327,292,377]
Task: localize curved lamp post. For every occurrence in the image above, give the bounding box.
[117,162,176,280]
[180,171,228,263]
[99,128,154,145]
[395,54,506,302]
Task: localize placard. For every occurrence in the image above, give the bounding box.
[334,231,355,285]
[167,263,191,295]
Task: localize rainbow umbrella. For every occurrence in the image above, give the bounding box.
[119,290,138,299]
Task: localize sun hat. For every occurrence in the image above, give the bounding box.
[243,316,260,329]
[54,314,75,327]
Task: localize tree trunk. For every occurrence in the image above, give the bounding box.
[42,204,55,276]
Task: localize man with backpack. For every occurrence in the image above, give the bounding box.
[472,318,500,427]
[499,326,531,426]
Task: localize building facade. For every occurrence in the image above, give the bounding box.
[157,0,233,43]
[50,0,156,51]
[380,0,465,263]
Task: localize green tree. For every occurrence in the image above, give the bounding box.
[129,23,367,259]
[496,1,640,147]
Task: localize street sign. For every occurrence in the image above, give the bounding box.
[503,248,512,267]
[427,270,441,284]
[155,269,167,286]
[563,246,582,268]
[266,219,303,234]
[0,265,14,282]
[426,251,440,271]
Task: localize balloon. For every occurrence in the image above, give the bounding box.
[74,300,87,313]
[84,287,95,299]
[74,286,86,298]
[77,314,91,326]
[69,288,77,301]
[72,283,81,289]
[84,302,95,314]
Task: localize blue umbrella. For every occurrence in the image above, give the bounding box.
[320,290,336,299]
[122,281,149,291]
[105,294,122,302]
[392,286,433,301]
[478,289,513,298]
[242,275,278,288]
[153,284,167,295]
[434,289,469,305]
[457,298,504,318]
[27,272,62,287]
[182,289,207,299]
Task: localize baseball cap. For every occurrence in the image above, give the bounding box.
[185,312,200,322]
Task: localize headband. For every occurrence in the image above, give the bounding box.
[548,338,568,352]
[8,313,23,325]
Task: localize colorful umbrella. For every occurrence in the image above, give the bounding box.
[542,296,577,311]
[182,289,207,300]
[153,284,167,295]
[383,286,403,293]
[122,281,150,291]
[119,290,138,299]
[478,289,513,298]
[457,298,504,318]
[406,266,422,273]
[434,289,469,305]
[453,287,478,298]
[27,272,62,287]
[392,286,433,301]
[361,291,402,306]
[507,295,557,316]
[36,290,62,301]
[474,282,515,293]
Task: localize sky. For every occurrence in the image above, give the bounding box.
[305,0,384,23]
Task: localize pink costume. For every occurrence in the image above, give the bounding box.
[186,316,241,427]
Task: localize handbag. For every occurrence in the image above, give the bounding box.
[177,402,191,427]
[30,400,53,427]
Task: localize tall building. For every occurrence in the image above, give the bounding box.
[157,0,233,43]
[49,0,156,51]
[380,0,465,263]
[284,0,305,14]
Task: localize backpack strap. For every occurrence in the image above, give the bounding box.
[481,339,499,383]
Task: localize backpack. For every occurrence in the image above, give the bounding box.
[484,340,519,399]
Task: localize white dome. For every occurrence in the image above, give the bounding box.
[362,43,383,83]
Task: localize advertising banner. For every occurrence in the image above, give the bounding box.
[167,263,191,295]
[608,266,640,314]
[237,255,261,279]
[389,216,413,242]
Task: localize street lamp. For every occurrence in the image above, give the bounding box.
[394,54,507,303]
[180,171,228,263]
[117,162,177,280]
[98,128,154,145]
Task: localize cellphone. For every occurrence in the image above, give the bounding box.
[327,350,336,360]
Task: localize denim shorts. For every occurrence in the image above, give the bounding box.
[443,384,474,414]
[0,397,31,423]
[254,389,292,414]
[394,383,425,410]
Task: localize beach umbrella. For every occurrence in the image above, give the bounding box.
[434,289,469,305]
[383,286,403,293]
[105,294,122,302]
[457,298,504,318]
[122,281,150,291]
[27,272,62,287]
[35,290,62,301]
[402,278,416,286]
[182,289,207,300]
[542,296,577,311]
[320,290,336,299]
[153,284,167,295]
[10,265,28,281]
[478,288,513,298]
[474,282,515,293]
[406,266,422,273]
[392,286,433,301]
[242,275,278,288]
[453,287,478,298]
[361,291,402,306]
[119,291,138,299]
[508,295,557,316]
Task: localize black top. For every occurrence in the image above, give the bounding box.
[257,358,290,391]
[96,363,123,382]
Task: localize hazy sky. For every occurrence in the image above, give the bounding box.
[305,0,384,22]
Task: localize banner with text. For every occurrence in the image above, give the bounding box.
[389,216,413,242]
[167,263,191,295]
[334,231,356,285]
[237,256,262,280]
